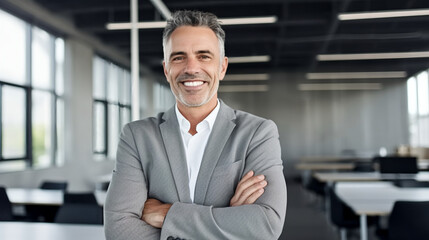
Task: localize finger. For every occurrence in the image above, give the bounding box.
[231,180,267,206]
[244,188,265,205]
[234,174,265,200]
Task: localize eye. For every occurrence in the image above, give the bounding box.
[171,56,185,62]
[199,55,211,61]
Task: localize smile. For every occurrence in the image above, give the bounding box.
[183,81,204,87]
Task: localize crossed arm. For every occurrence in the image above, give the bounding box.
[142,170,267,228]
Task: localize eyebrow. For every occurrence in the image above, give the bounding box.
[169,50,215,60]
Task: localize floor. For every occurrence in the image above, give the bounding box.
[278,177,382,240]
[279,177,340,240]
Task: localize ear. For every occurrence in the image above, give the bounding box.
[162,61,170,83]
[219,57,228,80]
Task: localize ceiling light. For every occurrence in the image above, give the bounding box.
[298,83,382,91]
[106,16,277,30]
[317,51,429,61]
[306,71,407,79]
[107,21,167,30]
[219,16,277,25]
[339,9,429,21]
[149,0,171,20]
[228,55,271,63]
[219,85,269,92]
[224,74,270,81]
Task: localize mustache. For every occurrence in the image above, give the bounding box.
[176,73,209,82]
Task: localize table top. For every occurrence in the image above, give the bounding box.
[313,171,429,183]
[6,188,106,206]
[0,222,105,240]
[295,162,355,170]
[335,181,429,216]
[300,156,371,162]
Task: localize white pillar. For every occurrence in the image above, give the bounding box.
[131,0,140,121]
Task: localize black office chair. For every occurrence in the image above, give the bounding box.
[40,181,68,190]
[26,181,68,222]
[0,186,13,221]
[388,201,429,240]
[392,179,429,188]
[329,186,377,240]
[55,192,102,225]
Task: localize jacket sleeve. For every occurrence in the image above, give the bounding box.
[104,124,160,240]
[160,120,287,240]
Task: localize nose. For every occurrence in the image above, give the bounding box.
[184,57,200,75]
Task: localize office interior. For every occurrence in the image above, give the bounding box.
[1,0,429,239]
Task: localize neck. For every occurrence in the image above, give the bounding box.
[177,96,218,135]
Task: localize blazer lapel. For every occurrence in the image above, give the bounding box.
[159,107,192,203]
[194,101,236,204]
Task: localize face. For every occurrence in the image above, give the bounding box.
[163,26,228,108]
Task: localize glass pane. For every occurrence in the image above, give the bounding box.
[407,77,417,116]
[2,86,26,158]
[56,98,65,166]
[121,107,131,129]
[32,90,52,168]
[93,57,106,99]
[0,160,26,172]
[122,71,131,105]
[107,64,119,102]
[0,10,27,85]
[108,104,119,159]
[32,27,53,90]
[55,38,65,95]
[93,102,106,153]
[417,71,429,116]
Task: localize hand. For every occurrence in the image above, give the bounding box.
[230,170,267,207]
[142,198,172,228]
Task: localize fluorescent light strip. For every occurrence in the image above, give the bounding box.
[298,83,382,91]
[219,85,269,92]
[107,21,167,30]
[306,71,407,79]
[220,16,277,25]
[106,16,277,30]
[228,55,271,63]
[339,9,429,21]
[224,74,270,81]
[317,51,429,61]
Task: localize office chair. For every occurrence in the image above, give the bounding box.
[55,192,102,225]
[388,201,429,240]
[0,186,13,221]
[26,181,68,222]
[63,192,98,204]
[329,186,377,240]
[40,181,68,190]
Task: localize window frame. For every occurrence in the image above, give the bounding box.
[0,9,64,170]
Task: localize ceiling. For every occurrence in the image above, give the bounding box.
[20,0,429,77]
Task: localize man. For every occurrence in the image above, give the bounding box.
[104,10,287,240]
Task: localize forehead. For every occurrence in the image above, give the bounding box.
[167,26,219,53]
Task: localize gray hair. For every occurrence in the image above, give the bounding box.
[162,10,226,62]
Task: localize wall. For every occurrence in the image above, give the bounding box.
[220,71,409,176]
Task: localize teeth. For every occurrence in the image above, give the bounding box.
[183,81,204,87]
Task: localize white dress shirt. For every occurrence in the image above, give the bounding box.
[175,100,220,202]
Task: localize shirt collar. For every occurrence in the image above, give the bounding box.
[175,99,220,133]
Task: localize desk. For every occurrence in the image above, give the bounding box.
[6,188,107,206]
[0,222,104,240]
[335,181,429,240]
[295,162,355,171]
[313,171,429,183]
[300,156,371,162]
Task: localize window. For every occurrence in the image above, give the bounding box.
[93,56,131,160]
[0,9,64,171]
[407,69,429,146]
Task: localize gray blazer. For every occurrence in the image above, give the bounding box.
[104,101,287,240]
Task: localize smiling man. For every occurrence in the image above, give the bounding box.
[104,10,287,240]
